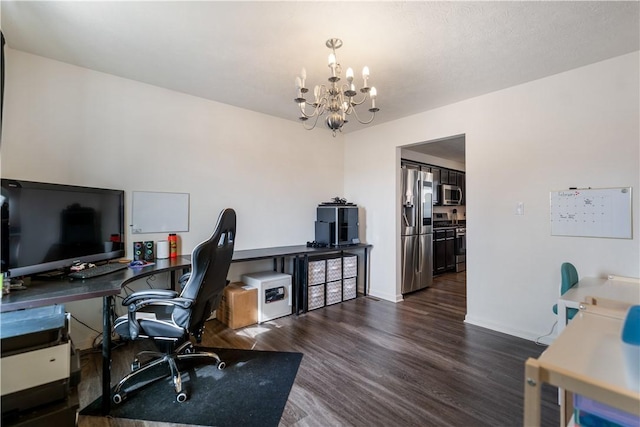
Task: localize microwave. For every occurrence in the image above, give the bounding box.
[441,184,463,205]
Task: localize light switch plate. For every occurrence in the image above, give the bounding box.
[516,202,524,215]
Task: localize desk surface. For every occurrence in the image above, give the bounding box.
[525,309,640,425]
[231,243,371,262]
[0,256,192,313]
[560,277,640,308]
[541,311,638,396]
[0,243,372,313]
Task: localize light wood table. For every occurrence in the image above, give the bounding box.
[524,308,640,426]
[556,276,640,334]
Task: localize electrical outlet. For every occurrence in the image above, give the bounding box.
[516,202,524,215]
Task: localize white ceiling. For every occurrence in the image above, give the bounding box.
[1,1,639,137]
[404,135,467,164]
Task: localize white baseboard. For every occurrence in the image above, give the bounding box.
[464,314,556,345]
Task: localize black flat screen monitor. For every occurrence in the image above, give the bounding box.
[1,179,125,277]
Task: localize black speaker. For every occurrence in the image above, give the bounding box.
[144,241,154,261]
[133,241,143,261]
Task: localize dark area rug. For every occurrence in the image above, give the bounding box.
[80,347,303,427]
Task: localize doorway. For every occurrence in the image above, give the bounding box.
[399,134,467,312]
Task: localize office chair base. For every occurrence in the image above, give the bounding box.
[112,342,224,404]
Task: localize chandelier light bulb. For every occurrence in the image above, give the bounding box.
[346,67,354,82]
[362,66,370,87]
[370,87,377,109]
[328,53,336,66]
[300,67,307,88]
[295,76,302,89]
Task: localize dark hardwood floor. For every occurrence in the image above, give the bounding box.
[78,272,559,426]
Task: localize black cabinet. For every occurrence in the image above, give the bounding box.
[431,168,440,205]
[445,230,456,270]
[400,159,465,206]
[433,229,456,274]
[457,172,466,205]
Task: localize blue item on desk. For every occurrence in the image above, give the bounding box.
[128,260,154,268]
[622,305,640,345]
[621,305,640,391]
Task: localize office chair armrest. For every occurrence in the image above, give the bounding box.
[122,289,179,306]
[126,295,193,340]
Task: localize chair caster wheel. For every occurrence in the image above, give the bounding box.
[113,392,126,405]
[131,360,140,371]
[176,391,188,402]
[217,361,226,370]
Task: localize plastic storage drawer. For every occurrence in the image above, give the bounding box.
[343,255,358,278]
[343,277,357,301]
[326,281,343,305]
[326,258,342,282]
[307,284,325,311]
[307,260,326,285]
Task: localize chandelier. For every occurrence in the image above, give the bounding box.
[294,38,379,136]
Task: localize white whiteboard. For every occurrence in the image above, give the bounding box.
[131,191,189,234]
[550,187,632,238]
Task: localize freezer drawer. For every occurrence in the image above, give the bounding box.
[401,233,433,294]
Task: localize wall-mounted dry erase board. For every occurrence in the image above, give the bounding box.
[550,187,632,238]
[131,191,189,234]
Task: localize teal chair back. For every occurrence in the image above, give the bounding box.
[560,262,579,294]
[553,262,579,319]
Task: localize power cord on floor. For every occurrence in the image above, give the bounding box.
[534,320,557,346]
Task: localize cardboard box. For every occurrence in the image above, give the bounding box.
[217,282,258,329]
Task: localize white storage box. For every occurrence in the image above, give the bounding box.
[343,277,357,300]
[326,258,342,282]
[308,284,325,311]
[343,255,358,278]
[307,260,326,285]
[326,281,342,305]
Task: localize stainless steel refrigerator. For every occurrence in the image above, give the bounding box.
[401,164,434,294]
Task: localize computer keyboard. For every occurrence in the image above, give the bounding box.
[68,263,128,280]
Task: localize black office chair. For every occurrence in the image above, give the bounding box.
[111,208,236,404]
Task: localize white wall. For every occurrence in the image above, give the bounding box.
[1,49,345,349]
[345,52,640,343]
[3,49,639,349]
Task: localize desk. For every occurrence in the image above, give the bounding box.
[524,309,640,426]
[557,277,640,334]
[0,243,372,415]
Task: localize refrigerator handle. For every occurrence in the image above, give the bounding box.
[417,173,423,235]
[416,236,422,274]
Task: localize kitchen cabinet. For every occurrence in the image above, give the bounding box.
[440,169,450,185]
[456,172,466,205]
[431,167,440,205]
[400,159,465,206]
[433,229,456,274]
